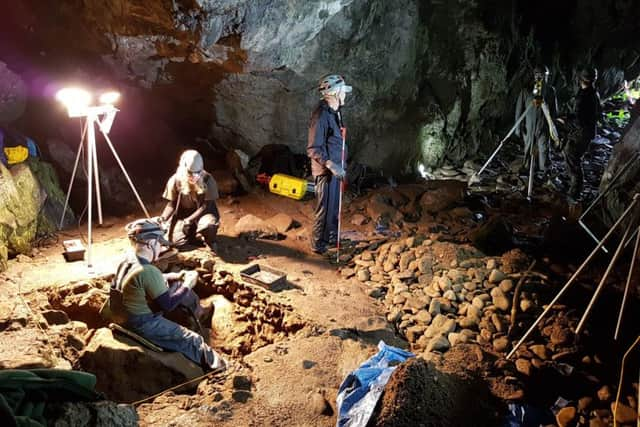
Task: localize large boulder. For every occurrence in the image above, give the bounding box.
[419,181,466,214]
[78,328,204,402]
[0,159,74,271]
[48,401,138,427]
[0,162,43,270]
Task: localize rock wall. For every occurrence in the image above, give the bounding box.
[2,0,640,177]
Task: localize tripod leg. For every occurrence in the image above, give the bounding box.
[59,120,88,229]
[575,211,636,335]
[100,131,150,218]
[506,195,639,359]
[92,129,103,225]
[527,144,535,200]
[473,103,533,180]
[86,116,97,268]
[615,223,640,340]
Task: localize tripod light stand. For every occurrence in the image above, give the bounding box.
[56,88,149,268]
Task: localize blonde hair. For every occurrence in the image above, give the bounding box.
[176,165,206,196]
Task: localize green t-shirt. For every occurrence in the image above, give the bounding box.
[122,263,168,316]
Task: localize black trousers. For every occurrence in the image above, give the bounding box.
[311,174,340,251]
[564,127,592,196]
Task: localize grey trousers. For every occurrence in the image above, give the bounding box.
[127,311,224,370]
[524,133,549,173]
[173,213,219,247]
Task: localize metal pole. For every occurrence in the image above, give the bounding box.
[580,151,640,222]
[527,143,535,200]
[59,120,88,229]
[579,220,610,254]
[470,103,532,182]
[86,114,96,268]
[100,128,150,218]
[92,126,103,225]
[575,212,635,335]
[336,124,347,263]
[614,223,640,340]
[506,194,639,359]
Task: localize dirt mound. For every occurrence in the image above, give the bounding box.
[368,357,501,427]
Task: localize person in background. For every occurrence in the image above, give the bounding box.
[307,74,352,254]
[515,64,558,181]
[160,150,220,251]
[563,67,601,201]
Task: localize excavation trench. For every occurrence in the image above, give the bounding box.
[43,252,308,402]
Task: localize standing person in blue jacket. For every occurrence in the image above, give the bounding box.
[307,74,352,254]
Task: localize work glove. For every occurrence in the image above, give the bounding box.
[163,270,185,282]
[182,219,196,237]
[326,160,346,179]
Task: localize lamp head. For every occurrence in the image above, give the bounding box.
[99,91,120,105]
[56,87,92,115]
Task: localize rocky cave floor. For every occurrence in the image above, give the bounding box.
[1,122,640,426]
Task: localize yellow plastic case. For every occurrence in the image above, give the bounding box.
[269,173,308,200]
[4,146,29,164]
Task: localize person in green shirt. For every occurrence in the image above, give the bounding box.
[116,218,226,372]
[160,150,220,251]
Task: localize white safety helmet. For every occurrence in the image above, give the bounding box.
[318,74,352,97]
[179,150,204,174]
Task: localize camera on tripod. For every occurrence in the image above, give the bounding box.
[532,79,544,106]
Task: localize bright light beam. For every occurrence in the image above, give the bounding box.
[55,88,92,112]
[99,91,120,105]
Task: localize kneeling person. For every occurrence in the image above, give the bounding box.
[161,150,220,250]
[117,218,225,371]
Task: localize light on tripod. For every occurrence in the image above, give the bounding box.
[56,87,93,116]
[99,91,120,105]
[56,87,148,270]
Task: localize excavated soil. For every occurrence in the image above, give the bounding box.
[369,357,501,427]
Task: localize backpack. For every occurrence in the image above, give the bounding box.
[99,260,144,325]
[0,129,7,166]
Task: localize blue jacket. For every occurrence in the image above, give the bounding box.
[307,101,347,177]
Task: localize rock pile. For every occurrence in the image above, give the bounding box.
[344,235,547,358]
[551,384,639,427]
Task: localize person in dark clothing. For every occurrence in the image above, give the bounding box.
[160,150,221,250]
[515,65,559,178]
[564,67,601,200]
[307,74,352,254]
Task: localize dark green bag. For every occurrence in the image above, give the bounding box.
[99,261,143,325]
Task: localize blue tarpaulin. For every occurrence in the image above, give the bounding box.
[336,341,414,427]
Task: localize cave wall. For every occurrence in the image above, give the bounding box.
[2,0,640,179]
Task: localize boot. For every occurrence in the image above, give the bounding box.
[196,302,214,328]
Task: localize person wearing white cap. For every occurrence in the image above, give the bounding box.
[307,74,352,254]
[160,149,220,251]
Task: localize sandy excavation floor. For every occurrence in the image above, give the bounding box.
[1,181,638,427]
[0,192,408,426]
